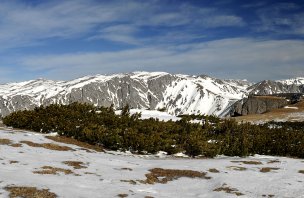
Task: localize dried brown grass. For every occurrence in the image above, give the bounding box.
[226,166,247,171]
[0,139,23,148]
[139,168,210,184]
[0,138,12,145]
[45,136,103,152]
[10,143,22,147]
[208,168,220,173]
[213,184,244,196]
[20,141,74,151]
[120,180,137,185]
[253,96,285,100]
[5,186,57,198]
[120,168,133,171]
[262,195,275,197]
[117,194,128,198]
[260,167,280,173]
[267,160,280,164]
[33,166,74,175]
[231,160,262,165]
[63,161,87,169]
[299,170,304,174]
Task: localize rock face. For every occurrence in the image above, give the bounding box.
[230,96,289,116]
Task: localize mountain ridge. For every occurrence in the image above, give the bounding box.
[0,71,303,117]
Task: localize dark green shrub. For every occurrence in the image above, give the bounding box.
[3,102,304,158]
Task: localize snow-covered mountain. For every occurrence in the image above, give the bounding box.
[248,77,304,95]
[277,77,304,86]
[0,72,249,117]
[0,72,302,117]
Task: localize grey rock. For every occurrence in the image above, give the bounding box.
[230,96,289,116]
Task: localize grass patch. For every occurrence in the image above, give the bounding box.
[46,136,103,152]
[10,143,22,147]
[20,141,74,151]
[226,166,247,171]
[5,186,57,198]
[62,161,87,169]
[260,167,280,173]
[214,184,244,196]
[208,168,220,173]
[262,195,275,197]
[139,168,210,184]
[0,139,22,148]
[267,160,280,164]
[0,138,12,145]
[33,166,74,175]
[231,160,262,165]
[120,168,133,171]
[299,170,304,174]
[9,161,18,164]
[120,180,137,185]
[83,172,101,177]
[117,194,128,198]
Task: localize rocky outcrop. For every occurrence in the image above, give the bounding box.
[230,96,289,116]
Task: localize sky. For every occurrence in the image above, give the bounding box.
[0,0,303,83]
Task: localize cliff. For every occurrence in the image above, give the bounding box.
[230,96,290,116]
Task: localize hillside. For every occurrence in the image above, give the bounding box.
[1,128,304,198]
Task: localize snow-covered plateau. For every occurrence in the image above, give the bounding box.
[0,128,304,198]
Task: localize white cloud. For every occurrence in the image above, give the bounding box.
[0,0,302,83]
[88,25,140,45]
[0,0,245,49]
[255,2,304,36]
[20,38,304,81]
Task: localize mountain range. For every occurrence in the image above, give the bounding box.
[0,71,303,117]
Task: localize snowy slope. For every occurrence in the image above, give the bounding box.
[155,74,249,116]
[0,129,304,198]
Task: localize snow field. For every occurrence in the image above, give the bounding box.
[0,129,304,198]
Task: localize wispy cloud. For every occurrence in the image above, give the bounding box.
[0,0,303,83]
[0,0,245,49]
[88,24,140,45]
[20,38,304,81]
[255,2,304,36]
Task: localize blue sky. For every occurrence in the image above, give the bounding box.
[0,0,303,82]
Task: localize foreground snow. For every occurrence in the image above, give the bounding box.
[0,129,304,198]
